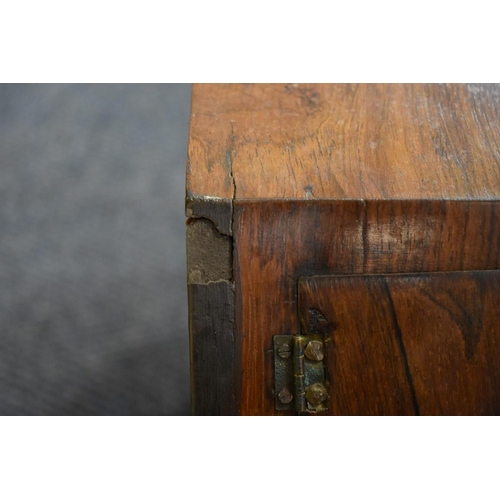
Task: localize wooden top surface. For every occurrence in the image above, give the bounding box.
[187,84,500,201]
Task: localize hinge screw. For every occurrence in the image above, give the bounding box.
[277,342,291,359]
[277,388,293,404]
[304,340,324,361]
[305,383,328,407]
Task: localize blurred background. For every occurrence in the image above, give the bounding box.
[0,84,192,415]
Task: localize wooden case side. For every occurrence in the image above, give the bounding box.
[233,199,500,415]
[188,281,237,416]
[186,216,239,415]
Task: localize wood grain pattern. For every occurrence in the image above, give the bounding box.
[233,200,365,415]
[188,282,238,415]
[187,84,500,202]
[299,271,500,416]
[186,85,235,202]
[233,200,500,415]
[187,84,500,415]
[364,200,500,272]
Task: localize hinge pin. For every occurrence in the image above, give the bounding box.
[293,336,306,413]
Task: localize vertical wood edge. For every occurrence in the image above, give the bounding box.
[186,194,238,415]
[188,281,237,415]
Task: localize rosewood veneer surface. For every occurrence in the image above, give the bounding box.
[186,84,500,415]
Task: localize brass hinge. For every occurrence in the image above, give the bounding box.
[273,334,328,414]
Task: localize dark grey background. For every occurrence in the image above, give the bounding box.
[0,84,192,415]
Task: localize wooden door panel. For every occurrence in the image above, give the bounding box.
[298,271,500,416]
